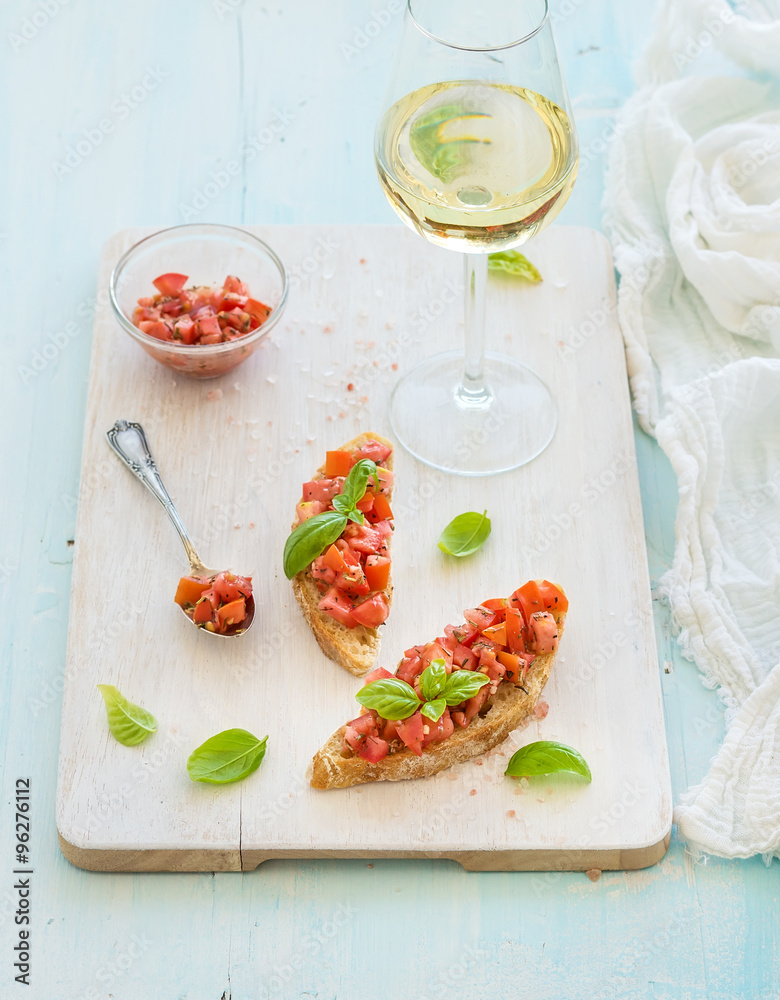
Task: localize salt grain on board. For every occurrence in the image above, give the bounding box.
[206,389,223,401]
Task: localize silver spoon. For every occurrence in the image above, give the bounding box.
[106,419,255,637]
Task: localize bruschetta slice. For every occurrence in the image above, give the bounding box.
[310,581,566,788]
[289,432,394,676]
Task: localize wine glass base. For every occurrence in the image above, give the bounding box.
[389,351,557,476]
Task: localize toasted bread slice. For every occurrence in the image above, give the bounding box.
[291,432,394,677]
[310,597,565,789]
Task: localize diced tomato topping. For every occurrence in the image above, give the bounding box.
[481,622,507,646]
[376,467,394,494]
[464,606,498,631]
[323,544,349,574]
[355,439,393,464]
[139,320,171,341]
[364,555,390,592]
[396,711,424,756]
[364,667,394,685]
[452,643,478,671]
[350,592,390,628]
[325,450,353,477]
[302,479,337,503]
[197,314,222,339]
[223,275,249,296]
[496,649,522,681]
[134,275,271,346]
[245,297,271,326]
[192,598,215,625]
[173,316,197,344]
[355,494,374,514]
[334,563,370,600]
[538,580,569,613]
[343,726,363,754]
[421,709,454,746]
[177,571,252,634]
[505,608,527,654]
[421,641,450,669]
[216,597,246,629]
[357,735,390,763]
[397,653,423,685]
[347,713,378,738]
[510,580,544,623]
[464,685,491,724]
[310,556,336,589]
[529,611,558,654]
[296,500,325,523]
[174,576,210,607]
[343,523,382,554]
[152,273,188,297]
[318,588,357,628]
[482,597,508,612]
[366,492,393,522]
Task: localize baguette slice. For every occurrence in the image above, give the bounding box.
[292,432,394,677]
[310,593,565,789]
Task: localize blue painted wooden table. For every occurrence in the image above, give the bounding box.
[0,1,778,997]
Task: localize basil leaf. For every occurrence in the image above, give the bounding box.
[283,510,348,579]
[346,509,365,526]
[356,678,421,721]
[419,659,447,701]
[331,494,353,515]
[438,510,491,558]
[340,458,378,506]
[97,684,157,747]
[186,728,268,785]
[410,104,491,183]
[442,670,490,706]
[505,741,592,781]
[488,250,542,283]
[420,698,447,723]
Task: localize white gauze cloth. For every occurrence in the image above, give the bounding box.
[603,70,780,860]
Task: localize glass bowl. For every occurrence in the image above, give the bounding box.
[109,223,288,379]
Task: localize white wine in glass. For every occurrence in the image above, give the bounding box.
[375,1,579,475]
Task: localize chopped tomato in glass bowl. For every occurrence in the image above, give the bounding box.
[110,224,288,379]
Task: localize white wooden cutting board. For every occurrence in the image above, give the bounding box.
[56,224,672,872]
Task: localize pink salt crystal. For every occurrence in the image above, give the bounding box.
[534,700,549,719]
[206,389,223,401]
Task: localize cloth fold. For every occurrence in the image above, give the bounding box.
[603,44,780,859]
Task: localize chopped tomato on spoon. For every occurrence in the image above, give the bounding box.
[174,570,253,634]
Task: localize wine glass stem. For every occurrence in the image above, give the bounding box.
[457,253,492,408]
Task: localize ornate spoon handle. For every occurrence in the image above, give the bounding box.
[106,419,209,576]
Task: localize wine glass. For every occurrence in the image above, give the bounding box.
[374,0,578,475]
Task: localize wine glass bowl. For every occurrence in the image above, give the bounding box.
[374,0,578,474]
